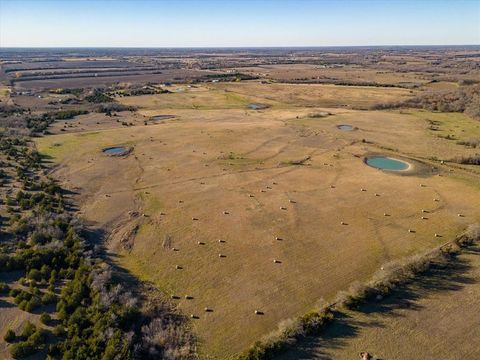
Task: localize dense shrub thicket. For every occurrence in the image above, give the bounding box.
[25,110,88,134]
[49,88,84,95]
[453,154,480,165]
[0,135,139,359]
[85,90,113,103]
[95,103,136,115]
[372,85,480,119]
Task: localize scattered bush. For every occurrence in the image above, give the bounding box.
[20,322,37,339]
[28,328,48,347]
[47,110,88,121]
[95,103,136,114]
[25,297,41,312]
[9,288,20,297]
[452,154,480,165]
[40,312,51,325]
[27,268,42,282]
[457,139,480,148]
[7,321,51,358]
[85,90,113,103]
[0,282,10,294]
[41,291,57,305]
[9,341,36,359]
[239,306,334,359]
[49,88,84,95]
[457,223,480,247]
[52,325,64,337]
[4,329,16,343]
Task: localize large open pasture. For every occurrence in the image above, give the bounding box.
[35,83,480,358]
[277,243,480,360]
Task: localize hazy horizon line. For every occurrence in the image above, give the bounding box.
[1,44,479,50]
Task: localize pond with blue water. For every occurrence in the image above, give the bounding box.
[103,146,129,156]
[337,124,354,131]
[366,156,410,171]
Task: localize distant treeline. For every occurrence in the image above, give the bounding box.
[10,71,163,83]
[95,103,136,114]
[49,88,85,95]
[372,84,480,119]
[203,73,259,81]
[280,78,418,89]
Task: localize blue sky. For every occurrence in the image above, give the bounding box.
[0,0,479,47]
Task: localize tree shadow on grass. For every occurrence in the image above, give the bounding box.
[0,298,16,308]
[359,256,474,316]
[83,222,195,345]
[275,249,479,360]
[0,270,24,284]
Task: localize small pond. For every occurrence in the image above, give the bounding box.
[366,156,410,171]
[248,103,269,110]
[337,124,354,131]
[151,115,176,121]
[103,146,129,156]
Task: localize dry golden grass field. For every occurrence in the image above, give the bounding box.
[277,245,480,360]
[35,82,480,358]
[234,64,431,86]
